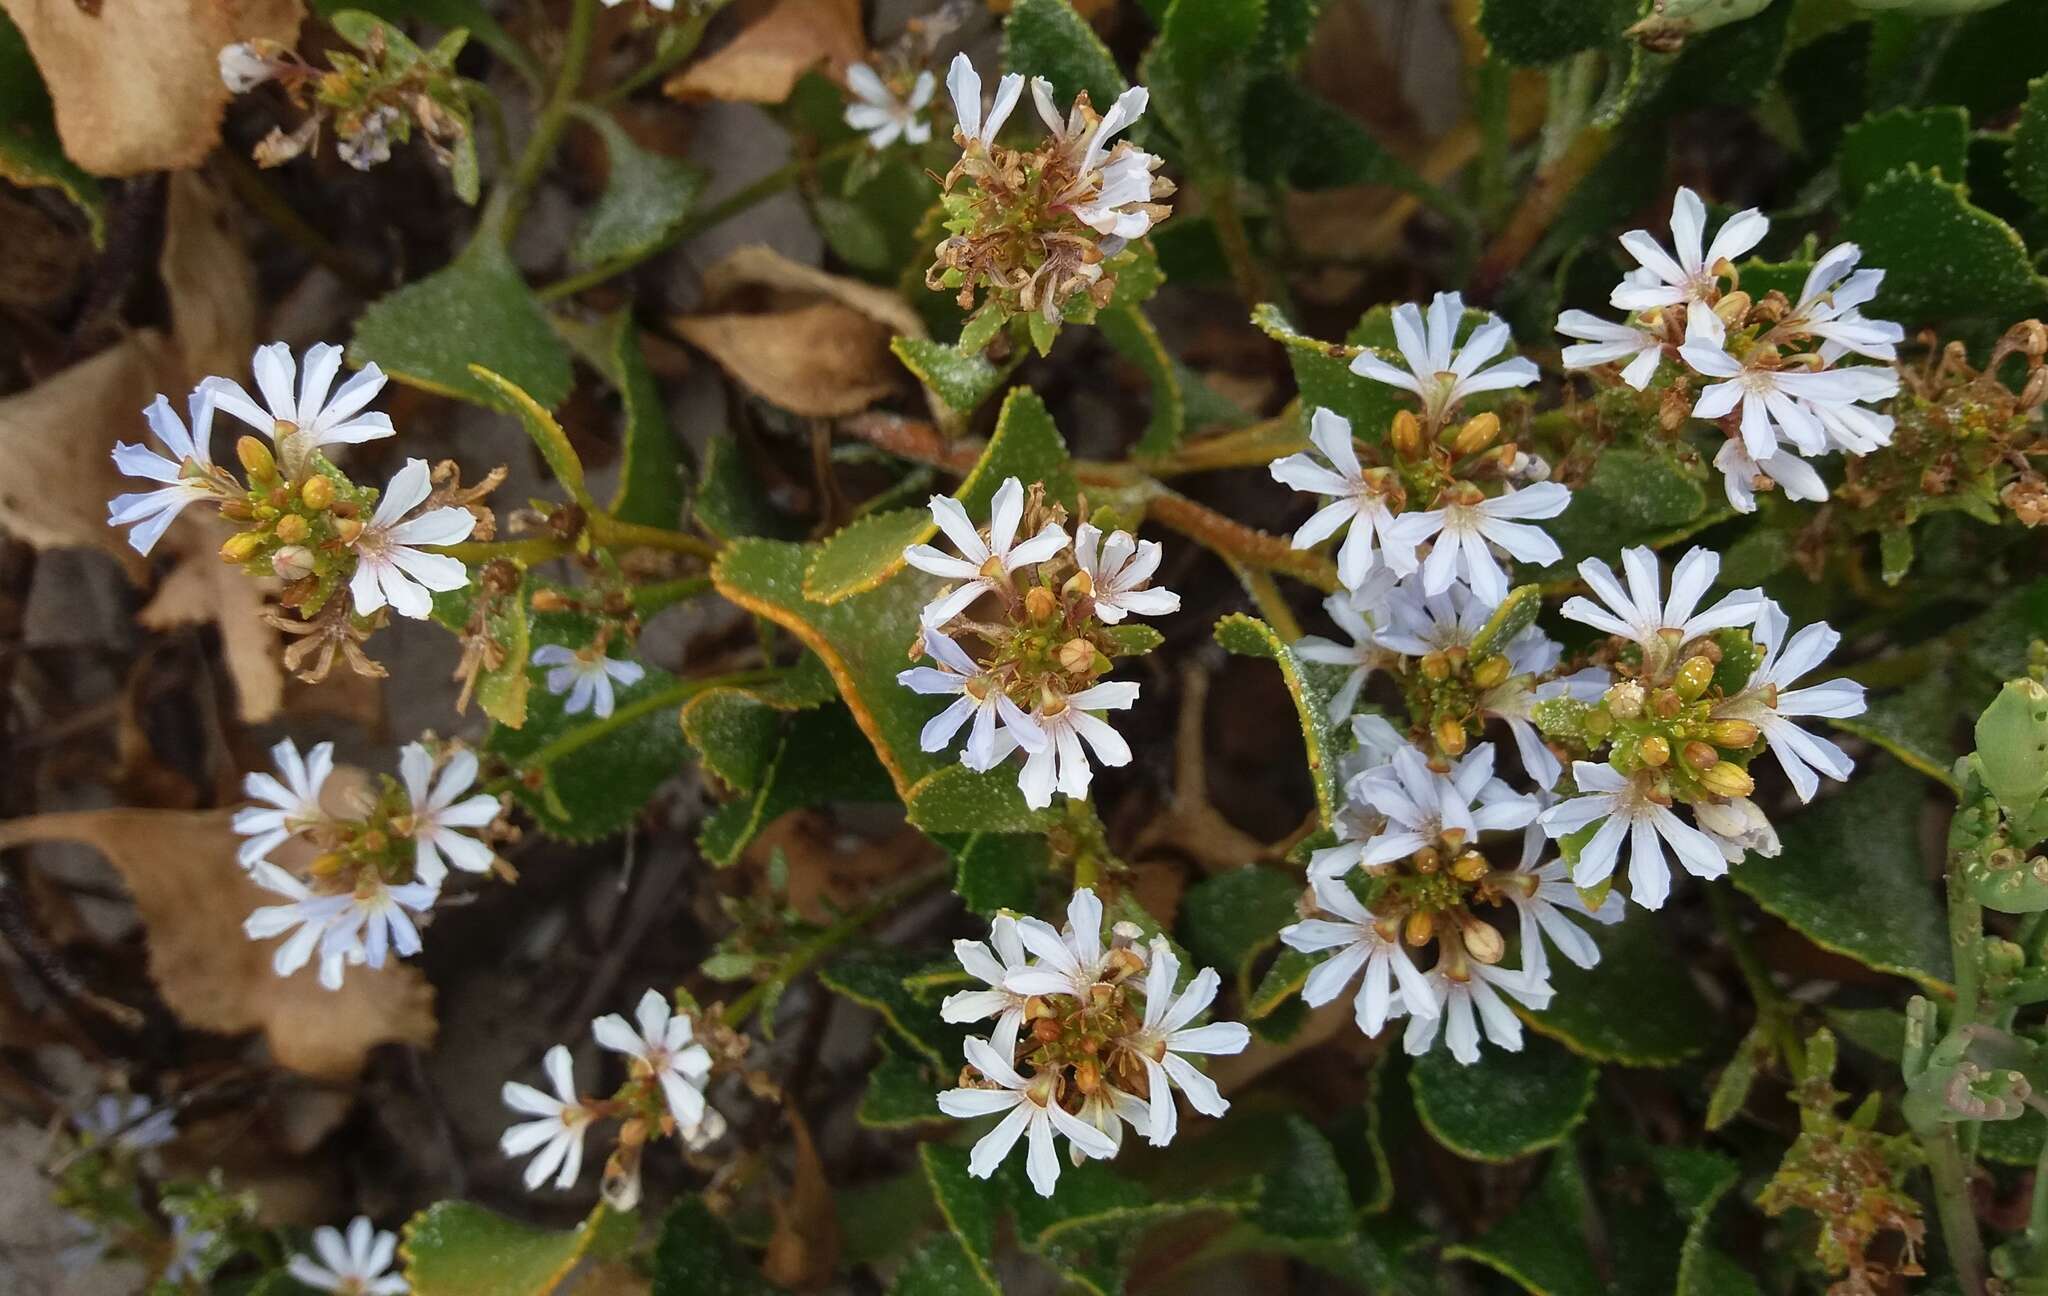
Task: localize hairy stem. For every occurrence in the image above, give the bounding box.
[720,865,951,1029]
[499,0,598,242]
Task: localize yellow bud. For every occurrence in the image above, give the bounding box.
[1435,715,1468,757]
[1682,741,1720,770]
[1604,681,1645,720]
[273,512,309,543]
[1674,654,1716,701]
[1411,846,1441,874]
[1062,569,1094,601]
[1390,409,1422,459]
[1024,586,1059,622]
[219,531,263,563]
[1073,1058,1101,1094]
[1471,654,1510,689]
[1651,689,1682,719]
[1403,910,1435,948]
[1639,734,1671,767]
[1452,412,1501,457]
[300,474,335,510]
[1462,919,1505,965]
[309,852,346,877]
[1699,761,1756,798]
[1713,291,1753,326]
[1451,850,1489,883]
[1709,719,1760,748]
[335,517,365,546]
[236,435,276,479]
[1420,651,1451,681]
[1058,637,1096,675]
[530,589,573,613]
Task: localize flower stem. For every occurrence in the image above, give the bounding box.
[515,667,785,773]
[587,513,720,560]
[591,9,718,107]
[628,576,713,613]
[720,865,952,1029]
[1706,886,1805,1073]
[499,0,598,243]
[1148,489,1340,592]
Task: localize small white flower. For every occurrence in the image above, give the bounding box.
[1062,86,1159,241]
[244,862,354,989]
[233,738,334,867]
[531,644,646,719]
[945,53,1024,147]
[1500,814,1623,978]
[1068,1082,1152,1166]
[164,1215,219,1285]
[1556,309,1664,390]
[1713,437,1829,515]
[1269,409,1436,590]
[397,743,499,886]
[1120,939,1248,1146]
[1560,545,1761,656]
[1541,760,1727,911]
[204,342,395,451]
[286,1217,408,1296]
[1348,293,1540,425]
[1370,578,1490,658]
[936,1028,1118,1197]
[1395,961,1553,1065]
[1294,571,1399,722]
[1005,887,1118,999]
[903,477,1069,627]
[897,628,1048,772]
[1611,187,1768,310]
[1681,310,1898,461]
[1015,680,1140,809]
[1407,483,1570,605]
[319,875,439,971]
[1713,600,1865,802]
[73,1094,178,1153]
[1073,523,1179,623]
[942,914,1034,1041]
[1785,242,1904,362]
[1280,872,1438,1036]
[844,63,935,150]
[348,458,476,619]
[338,106,401,170]
[1331,743,1537,878]
[109,389,226,556]
[501,1045,596,1191]
[218,42,277,93]
[592,990,717,1135]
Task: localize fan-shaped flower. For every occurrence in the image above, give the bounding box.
[1120,939,1249,1146]
[286,1217,408,1296]
[942,914,1035,1041]
[1610,187,1768,310]
[108,389,225,555]
[1073,523,1180,623]
[1005,887,1119,999]
[531,644,646,720]
[1713,438,1829,515]
[945,53,1024,146]
[1559,546,1761,656]
[593,989,717,1134]
[936,1030,1118,1198]
[205,342,395,451]
[319,874,439,971]
[1681,310,1898,461]
[1293,570,1399,723]
[234,737,334,867]
[501,1045,595,1191]
[844,63,935,150]
[1395,961,1553,1065]
[1269,409,1435,589]
[243,862,354,989]
[397,743,499,885]
[1280,873,1438,1035]
[1406,482,1570,605]
[1784,242,1904,362]
[1540,761,1727,911]
[897,628,1048,771]
[1348,292,1539,425]
[1556,310,1664,390]
[1015,681,1139,809]
[348,458,476,619]
[73,1094,179,1153]
[903,477,1069,627]
[1712,600,1865,802]
[1499,810,1624,977]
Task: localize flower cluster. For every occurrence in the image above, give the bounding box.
[1556,187,1904,514]
[108,342,497,682]
[928,54,1174,345]
[937,889,1248,1195]
[234,737,502,988]
[897,476,1178,808]
[501,990,726,1209]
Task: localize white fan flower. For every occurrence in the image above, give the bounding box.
[1784,242,1904,362]
[1005,887,1120,1000]
[1073,523,1180,623]
[1015,681,1140,809]
[1269,409,1436,590]
[108,389,225,555]
[501,1045,596,1191]
[1331,743,1538,878]
[243,862,355,989]
[1559,545,1762,657]
[942,914,1035,1041]
[937,1023,1118,1197]
[1395,960,1554,1065]
[1280,872,1438,1036]
[844,63,935,150]
[531,644,646,719]
[945,53,1024,147]
[348,458,476,619]
[233,737,335,867]
[397,742,499,886]
[1061,86,1160,241]
[1610,186,1768,310]
[1294,570,1399,723]
[1348,292,1540,425]
[73,1094,179,1153]
[1681,309,1898,461]
[319,875,439,971]
[204,341,395,452]
[1540,760,1727,911]
[1694,795,1783,863]
[286,1217,408,1296]
[1713,437,1829,515]
[1120,938,1249,1146]
[903,476,1070,627]
[1712,600,1865,803]
[1556,309,1664,390]
[1500,809,1624,977]
[593,989,717,1135]
[897,628,1048,771]
[1406,482,1571,606]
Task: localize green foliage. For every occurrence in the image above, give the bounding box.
[1841,166,2047,321]
[1539,447,1711,572]
[698,702,894,864]
[1178,866,1300,996]
[859,1036,950,1130]
[596,312,688,528]
[941,832,1050,914]
[0,10,103,243]
[1004,0,1130,108]
[402,1201,632,1295]
[350,239,573,410]
[2012,74,2048,211]
[1096,305,1186,457]
[651,1199,776,1296]
[1410,1036,1597,1162]
[1839,105,1970,203]
[1479,0,1635,66]
[890,337,1013,416]
[1214,613,1341,827]
[1532,911,1717,1066]
[569,107,704,271]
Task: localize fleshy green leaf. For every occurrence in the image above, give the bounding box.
[650,1198,775,1296]
[1528,909,1716,1066]
[0,10,104,244]
[696,434,803,542]
[888,1234,988,1296]
[941,832,1050,914]
[697,703,894,865]
[904,764,1052,835]
[403,1201,632,1296]
[917,1144,1004,1294]
[2012,74,2048,210]
[1214,613,1340,828]
[568,109,702,271]
[597,312,688,528]
[1097,305,1186,458]
[1178,866,1301,998]
[1004,0,1130,109]
[818,949,968,1065]
[431,578,532,729]
[1839,105,1970,203]
[1732,757,1951,990]
[1158,0,1268,82]
[467,366,592,508]
[679,664,839,791]
[1479,0,1633,66]
[1655,1147,1755,1296]
[891,336,1013,415]
[1241,75,1439,199]
[1840,165,2047,321]
[800,510,936,605]
[1251,303,1408,441]
[1251,1114,1358,1241]
[1442,1151,1602,1296]
[860,1036,949,1130]
[1538,448,1711,573]
[352,239,573,411]
[1410,1035,1596,1163]
[1831,661,1967,790]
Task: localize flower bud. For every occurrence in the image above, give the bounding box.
[1062,569,1094,600]
[1058,638,1097,675]
[335,517,365,546]
[1032,1016,1062,1044]
[1674,654,1715,701]
[219,530,264,563]
[1073,1057,1101,1094]
[1639,734,1671,767]
[1712,291,1752,326]
[1024,585,1059,622]
[1411,846,1441,874]
[309,852,346,877]
[1420,651,1450,681]
[1451,850,1489,883]
[1452,412,1500,457]
[1708,719,1760,749]
[301,475,336,510]
[1403,910,1435,948]
[237,435,276,480]
[271,545,315,582]
[273,512,310,544]
[1681,740,1720,770]
[1461,919,1505,965]
[1390,409,1422,460]
[531,589,574,613]
[1652,689,1682,719]
[1471,654,1510,689]
[1699,760,1756,798]
[1434,714,1468,757]
[1604,680,1646,720]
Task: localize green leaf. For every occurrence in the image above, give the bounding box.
[403,1201,632,1296]
[802,385,1077,602]
[1528,909,1716,1066]
[467,366,592,508]
[1179,867,1301,998]
[1840,165,2047,321]
[904,764,1053,835]
[819,949,967,1065]
[569,107,704,272]
[1214,613,1340,828]
[1443,1151,1602,1296]
[1653,1147,1755,1296]
[1103,624,1165,656]
[891,336,1012,415]
[596,313,687,527]
[650,1198,775,1296]
[1831,661,1967,790]
[1251,1114,1358,1240]
[697,703,895,865]
[1006,1157,1257,1296]
[1004,0,1130,108]
[1250,303,1409,441]
[1410,1035,1596,1163]
[917,1144,1004,1294]
[860,1036,949,1130]
[1479,0,1633,66]
[1839,105,1970,203]
[1538,448,1711,573]
[1469,584,1543,660]
[2011,74,2048,210]
[679,665,838,791]
[1097,305,1186,458]
[351,239,573,410]
[1732,757,1951,989]
[1158,0,1267,81]
[308,0,537,84]
[1139,26,1250,177]
[695,435,802,542]
[1704,1025,1766,1131]
[0,10,104,244]
[1977,677,2048,821]
[889,1234,988,1296]
[941,832,1050,915]
[1241,75,1439,198]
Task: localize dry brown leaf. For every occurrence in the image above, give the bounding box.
[761,1105,839,1288]
[662,0,863,103]
[0,810,437,1081]
[139,548,285,723]
[161,170,261,380]
[669,245,923,418]
[0,0,304,176]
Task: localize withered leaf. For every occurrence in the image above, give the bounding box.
[662,0,863,104]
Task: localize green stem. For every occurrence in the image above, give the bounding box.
[2029,1102,2048,1248]
[1708,886,1805,1073]
[517,668,783,772]
[588,513,720,559]
[1951,854,1986,1030]
[1474,55,1511,224]
[1539,51,1601,168]
[628,575,713,613]
[1207,177,1266,307]
[1924,1125,1989,1293]
[720,865,951,1029]
[499,0,599,243]
[592,10,715,106]
[436,536,573,565]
